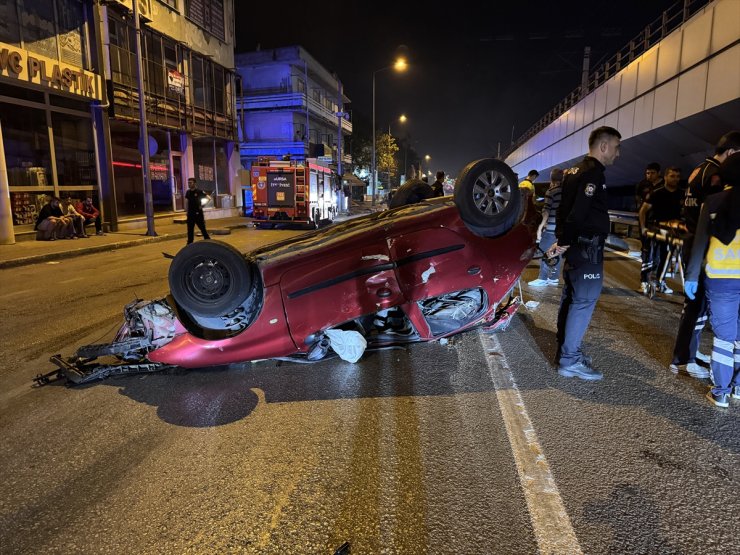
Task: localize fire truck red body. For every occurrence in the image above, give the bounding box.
[250,158,338,228]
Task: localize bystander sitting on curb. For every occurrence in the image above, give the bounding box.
[75,197,104,235]
[60,197,88,238]
[34,197,74,241]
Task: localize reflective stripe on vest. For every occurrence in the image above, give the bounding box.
[705,230,740,279]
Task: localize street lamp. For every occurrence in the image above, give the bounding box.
[372,57,408,205]
[397,114,409,178]
[422,154,430,175]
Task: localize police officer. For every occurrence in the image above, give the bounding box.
[185,177,211,244]
[670,130,740,376]
[548,126,622,380]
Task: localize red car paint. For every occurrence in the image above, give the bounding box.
[148,196,538,368]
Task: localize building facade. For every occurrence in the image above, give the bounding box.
[0,0,240,242]
[101,0,240,227]
[0,0,105,243]
[235,46,352,208]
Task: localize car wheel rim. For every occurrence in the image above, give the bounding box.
[186,258,231,302]
[472,170,511,215]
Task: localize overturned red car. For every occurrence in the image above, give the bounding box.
[39,159,538,385]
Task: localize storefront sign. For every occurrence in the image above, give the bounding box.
[267,172,295,207]
[167,69,184,95]
[0,41,102,101]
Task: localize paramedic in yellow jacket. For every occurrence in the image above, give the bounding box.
[685,152,740,408]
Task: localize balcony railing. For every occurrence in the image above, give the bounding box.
[239,92,353,132]
[502,0,712,159]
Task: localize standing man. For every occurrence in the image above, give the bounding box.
[519,170,539,193]
[549,126,622,381]
[636,162,664,293]
[638,166,684,295]
[431,171,445,197]
[185,177,211,244]
[635,162,663,211]
[670,131,740,376]
[528,167,564,287]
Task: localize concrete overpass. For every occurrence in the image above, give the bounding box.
[504,0,740,187]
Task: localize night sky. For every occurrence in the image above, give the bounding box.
[235,0,675,177]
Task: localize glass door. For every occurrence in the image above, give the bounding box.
[172,155,184,211]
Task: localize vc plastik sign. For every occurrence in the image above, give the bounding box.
[0,41,102,100]
[267,172,295,207]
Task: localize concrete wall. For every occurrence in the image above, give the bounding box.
[133,0,235,69]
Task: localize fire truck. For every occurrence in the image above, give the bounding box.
[250,157,339,229]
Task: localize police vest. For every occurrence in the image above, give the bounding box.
[706,230,740,279]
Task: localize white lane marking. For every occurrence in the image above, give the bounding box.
[479,331,583,555]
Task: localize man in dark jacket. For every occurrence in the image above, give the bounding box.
[549,126,621,381]
[185,177,211,244]
[34,196,72,240]
[431,171,445,197]
[635,162,663,211]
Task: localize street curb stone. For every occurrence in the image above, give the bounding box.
[0,232,188,270]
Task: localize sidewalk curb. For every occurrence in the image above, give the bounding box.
[0,232,188,270]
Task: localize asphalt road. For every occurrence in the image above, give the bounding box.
[1,230,738,554]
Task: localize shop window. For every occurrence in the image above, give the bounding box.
[2,106,52,187]
[110,122,173,216]
[0,82,45,104]
[52,112,95,186]
[10,191,51,226]
[193,138,216,195]
[215,141,227,196]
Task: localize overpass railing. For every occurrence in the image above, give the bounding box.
[503,0,713,160]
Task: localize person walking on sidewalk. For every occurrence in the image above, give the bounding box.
[684,152,740,408]
[185,177,210,244]
[529,168,564,287]
[548,126,622,381]
[670,131,740,377]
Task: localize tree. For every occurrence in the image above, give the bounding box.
[351,134,371,172]
[376,132,399,178]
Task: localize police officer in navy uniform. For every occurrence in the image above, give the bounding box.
[549,126,622,380]
[185,177,211,244]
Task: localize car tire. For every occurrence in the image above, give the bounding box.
[388,178,433,209]
[454,158,522,237]
[168,240,253,318]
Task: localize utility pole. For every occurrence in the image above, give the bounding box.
[0,120,14,244]
[133,0,156,235]
[336,75,345,213]
[581,46,591,97]
[336,76,343,178]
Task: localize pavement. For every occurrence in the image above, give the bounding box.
[0,206,380,270]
